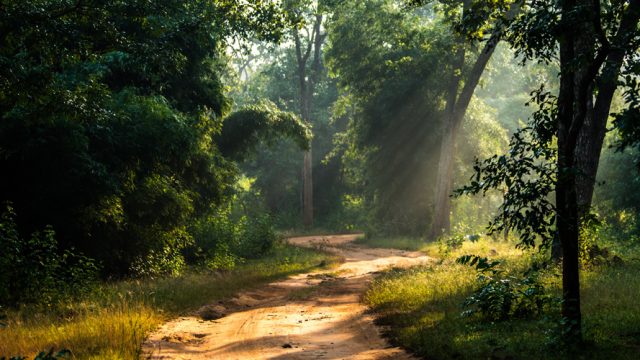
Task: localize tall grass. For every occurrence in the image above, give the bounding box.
[364,238,640,359]
[0,244,339,359]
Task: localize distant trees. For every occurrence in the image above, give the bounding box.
[0,0,308,276]
[325,0,514,236]
[428,0,521,239]
[327,0,453,236]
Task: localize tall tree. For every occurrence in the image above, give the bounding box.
[460,0,640,342]
[290,2,328,228]
[429,0,521,239]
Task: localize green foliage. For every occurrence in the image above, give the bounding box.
[0,0,304,276]
[438,233,481,256]
[457,255,553,321]
[327,0,454,236]
[186,179,280,270]
[219,101,312,160]
[230,30,344,231]
[456,87,557,248]
[0,205,98,307]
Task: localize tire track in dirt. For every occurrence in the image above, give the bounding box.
[143,234,431,360]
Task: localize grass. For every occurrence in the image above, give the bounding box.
[0,244,340,359]
[354,236,429,251]
[363,237,640,359]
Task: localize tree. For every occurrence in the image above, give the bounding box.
[427,0,522,239]
[287,0,329,229]
[0,0,308,275]
[459,0,640,342]
[327,0,456,236]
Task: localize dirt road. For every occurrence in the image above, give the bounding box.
[143,234,431,360]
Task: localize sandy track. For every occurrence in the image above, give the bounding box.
[143,234,431,360]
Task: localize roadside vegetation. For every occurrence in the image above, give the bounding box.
[0,243,339,359]
[363,230,640,359]
[3,0,640,359]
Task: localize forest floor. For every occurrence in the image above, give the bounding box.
[143,234,431,359]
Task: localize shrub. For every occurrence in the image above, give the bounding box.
[0,205,98,307]
[438,232,480,256]
[236,214,278,259]
[187,192,278,269]
[456,255,553,321]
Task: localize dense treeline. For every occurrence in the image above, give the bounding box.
[0,0,309,283]
[2,0,640,357]
[235,0,640,347]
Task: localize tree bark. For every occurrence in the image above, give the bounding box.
[556,0,581,339]
[553,0,640,262]
[303,149,313,228]
[430,45,464,239]
[574,0,640,215]
[429,1,520,240]
[430,26,503,239]
[294,13,325,229]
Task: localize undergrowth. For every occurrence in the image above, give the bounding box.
[0,244,340,359]
[364,238,640,359]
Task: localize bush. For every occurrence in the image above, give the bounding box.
[236,214,278,259]
[457,255,554,321]
[0,205,98,307]
[187,182,279,270]
[438,232,481,256]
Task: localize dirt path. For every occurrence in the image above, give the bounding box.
[143,234,431,360]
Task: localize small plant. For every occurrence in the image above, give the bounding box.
[0,204,98,307]
[457,255,553,321]
[438,233,480,256]
[1,349,71,360]
[579,215,623,268]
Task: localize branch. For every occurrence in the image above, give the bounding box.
[591,0,640,134]
[452,0,523,122]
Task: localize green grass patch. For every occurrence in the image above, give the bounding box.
[354,236,428,251]
[0,244,340,360]
[364,238,640,359]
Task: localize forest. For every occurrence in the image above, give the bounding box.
[1,0,639,359]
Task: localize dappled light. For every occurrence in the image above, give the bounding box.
[2,0,640,359]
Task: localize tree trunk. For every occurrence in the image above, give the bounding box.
[303,149,313,228]
[430,44,463,239]
[294,14,325,230]
[429,32,502,239]
[556,0,582,342]
[573,0,640,216]
[553,0,640,262]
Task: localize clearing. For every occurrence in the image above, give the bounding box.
[143,234,431,359]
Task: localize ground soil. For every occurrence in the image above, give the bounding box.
[143,234,431,360]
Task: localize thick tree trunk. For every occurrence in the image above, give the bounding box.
[430,45,463,239]
[573,0,640,215]
[574,92,602,215]
[553,0,640,261]
[429,1,519,240]
[431,116,458,238]
[429,34,502,239]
